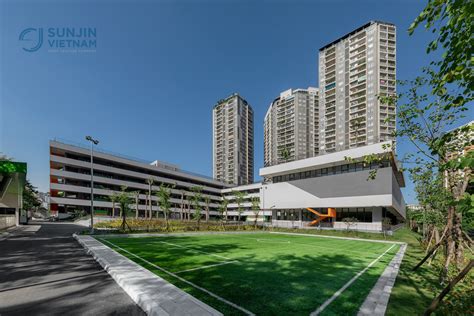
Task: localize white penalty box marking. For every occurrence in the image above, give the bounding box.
[100,238,255,316]
[310,244,397,316]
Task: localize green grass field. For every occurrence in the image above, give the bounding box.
[97,232,400,315]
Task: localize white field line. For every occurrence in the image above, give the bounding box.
[310,244,396,316]
[270,231,405,245]
[100,239,255,316]
[175,260,239,274]
[158,241,233,260]
[240,236,381,256]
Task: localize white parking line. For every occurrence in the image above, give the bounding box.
[100,238,255,316]
[175,260,239,274]
[159,240,232,260]
[310,244,396,315]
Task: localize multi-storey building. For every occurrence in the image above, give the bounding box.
[260,141,406,231]
[49,139,405,232]
[318,21,396,154]
[49,140,230,218]
[213,93,254,185]
[264,88,319,166]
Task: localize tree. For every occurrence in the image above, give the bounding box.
[382,217,392,238]
[378,72,472,278]
[180,190,185,221]
[156,184,173,231]
[191,186,203,230]
[117,186,132,232]
[233,191,246,222]
[218,196,229,228]
[146,178,154,219]
[204,195,211,222]
[132,191,140,219]
[251,197,261,228]
[409,0,473,111]
[342,217,358,231]
[108,192,119,217]
[23,180,41,211]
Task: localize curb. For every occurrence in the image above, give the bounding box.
[73,234,223,316]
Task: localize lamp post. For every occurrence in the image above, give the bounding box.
[85,136,99,234]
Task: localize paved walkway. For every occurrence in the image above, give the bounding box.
[0,222,144,316]
[358,244,407,316]
[76,235,223,316]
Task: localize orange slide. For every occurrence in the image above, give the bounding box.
[306,207,336,226]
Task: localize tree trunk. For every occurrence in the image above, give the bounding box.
[148,183,152,220]
[180,192,184,221]
[206,206,209,222]
[413,226,448,271]
[454,212,464,267]
[135,194,139,219]
[424,260,474,315]
[112,202,115,217]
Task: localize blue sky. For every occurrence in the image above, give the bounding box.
[1,0,472,203]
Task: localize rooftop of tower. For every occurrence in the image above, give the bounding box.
[319,20,395,52]
[213,92,250,109]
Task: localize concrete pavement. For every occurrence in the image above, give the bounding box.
[0,222,145,316]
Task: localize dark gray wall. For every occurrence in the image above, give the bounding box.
[290,167,393,198]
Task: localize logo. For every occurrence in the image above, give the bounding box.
[19,28,43,52]
[19,27,97,53]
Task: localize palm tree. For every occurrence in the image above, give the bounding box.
[180,190,185,221]
[204,195,211,222]
[108,192,119,217]
[191,186,203,230]
[146,178,154,219]
[117,186,132,231]
[233,191,246,222]
[156,184,173,231]
[218,197,229,230]
[132,191,140,219]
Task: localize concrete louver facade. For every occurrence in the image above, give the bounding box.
[49,140,231,218]
[213,93,254,186]
[264,88,319,167]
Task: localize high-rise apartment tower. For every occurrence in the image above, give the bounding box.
[213,93,254,185]
[264,88,319,166]
[318,21,396,154]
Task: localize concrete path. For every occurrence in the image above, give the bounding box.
[358,244,407,316]
[76,235,223,316]
[0,222,144,316]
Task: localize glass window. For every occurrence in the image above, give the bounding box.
[321,168,328,176]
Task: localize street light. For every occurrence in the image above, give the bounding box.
[85,136,99,234]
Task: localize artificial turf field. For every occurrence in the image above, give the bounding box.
[97,232,400,316]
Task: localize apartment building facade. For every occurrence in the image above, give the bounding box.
[264,88,319,167]
[213,93,254,185]
[318,21,396,154]
[49,140,230,218]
